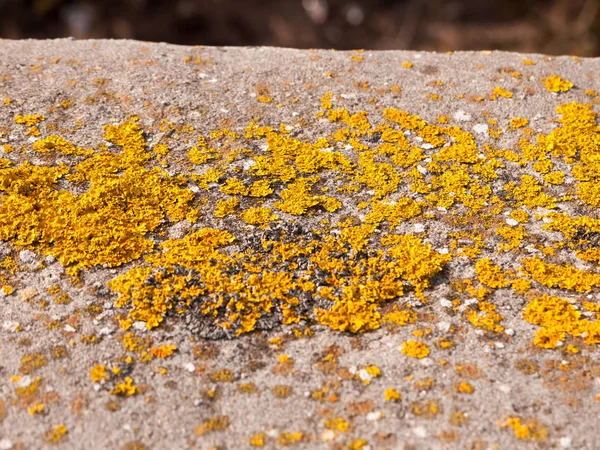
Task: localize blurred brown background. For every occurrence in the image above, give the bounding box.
[0,0,599,55]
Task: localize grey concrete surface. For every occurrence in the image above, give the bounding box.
[0,39,599,450]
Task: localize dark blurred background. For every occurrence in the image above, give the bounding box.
[1,0,599,55]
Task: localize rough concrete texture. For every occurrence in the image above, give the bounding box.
[0,39,599,450]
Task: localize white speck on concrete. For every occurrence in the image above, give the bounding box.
[366,411,384,421]
[440,298,453,308]
[413,426,428,438]
[560,436,572,448]
[19,249,37,265]
[133,321,147,331]
[473,123,489,134]
[0,439,14,450]
[266,429,279,438]
[437,321,451,333]
[3,321,21,332]
[321,430,335,441]
[497,384,511,393]
[453,110,472,122]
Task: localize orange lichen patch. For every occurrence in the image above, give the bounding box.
[386,235,451,298]
[495,225,527,252]
[19,352,46,375]
[249,179,274,197]
[15,114,45,126]
[504,175,556,209]
[510,118,529,128]
[316,300,380,333]
[274,178,341,215]
[348,439,369,450]
[456,381,474,394]
[109,229,234,329]
[249,432,266,447]
[384,388,401,401]
[521,257,600,293]
[401,340,430,358]
[90,364,109,382]
[278,431,304,446]
[188,145,216,165]
[411,400,440,418]
[149,344,177,358]
[541,212,600,240]
[382,309,417,326]
[122,332,148,352]
[490,87,513,100]
[272,385,293,398]
[509,209,529,223]
[498,416,548,441]
[214,197,239,218]
[42,424,68,444]
[110,377,138,396]
[315,234,449,332]
[241,206,278,225]
[195,415,229,435]
[475,258,509,289]
[32,135,94,156]
[210,368,235,382]
[257,95,273,103]
[577,248,600,264]
[544,75,573,93]
[365,199,421,228]
[467,301,504,333]
[523,294,600,348]
[0,129,199,280]
[28,403,45,415]
[542,171,565,185]
[220,177,249,196]
[320,92,333,110]
[324,416,350,432]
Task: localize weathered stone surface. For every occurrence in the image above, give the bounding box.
[0,39,600,449]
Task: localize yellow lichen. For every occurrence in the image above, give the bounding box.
[544,75,573,93]
[401,340,430,358]
[498,416,548,441]
[110,377,138,396]
[384,388,401,401]
[90,364,109,382]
